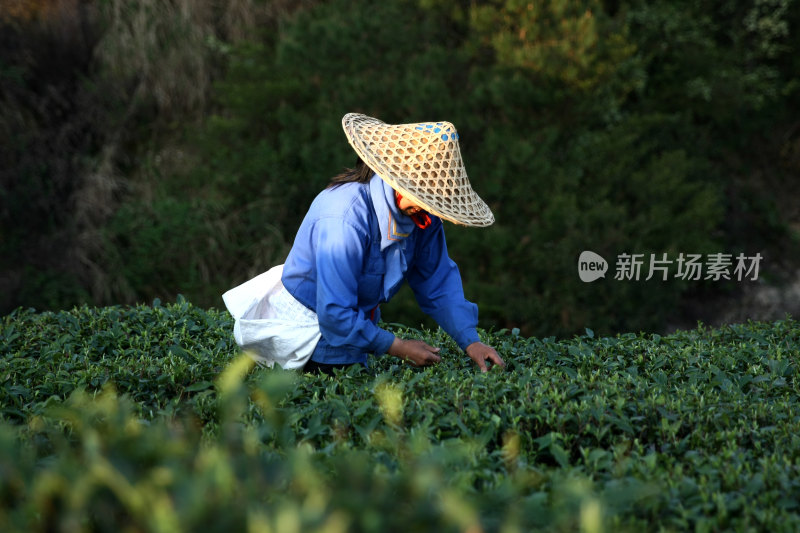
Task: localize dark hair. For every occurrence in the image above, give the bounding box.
[327,158,374,189]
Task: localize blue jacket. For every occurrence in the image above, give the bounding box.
[281,175,480,365]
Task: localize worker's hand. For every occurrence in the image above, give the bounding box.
[388,338,441,367]
[465,342,506,373]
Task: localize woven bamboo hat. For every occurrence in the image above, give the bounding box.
[342,113,494,227]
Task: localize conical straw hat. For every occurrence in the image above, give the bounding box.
[342,113,494,227]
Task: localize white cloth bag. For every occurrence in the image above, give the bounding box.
[222,264,321,369]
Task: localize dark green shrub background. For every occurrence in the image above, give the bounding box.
[2,0,799,337]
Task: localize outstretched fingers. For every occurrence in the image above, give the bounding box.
[487,350,506,369]
[466,342,505,373]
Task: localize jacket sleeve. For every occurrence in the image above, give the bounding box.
[405,221,481,350]
[312,216,396,354]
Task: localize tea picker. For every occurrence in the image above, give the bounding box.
[223,113,505,375]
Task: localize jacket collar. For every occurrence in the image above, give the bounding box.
[369,174,416,251]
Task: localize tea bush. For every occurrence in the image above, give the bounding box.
[1,300,799,531]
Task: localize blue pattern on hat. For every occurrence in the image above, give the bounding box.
[414,122,459,142]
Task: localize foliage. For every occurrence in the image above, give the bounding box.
[0,0,304,312]
[0,1,104,310]
[2,301,800,531]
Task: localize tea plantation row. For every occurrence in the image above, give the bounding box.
[1,299,799,532]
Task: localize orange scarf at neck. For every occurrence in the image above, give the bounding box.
[395,191,431,230]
